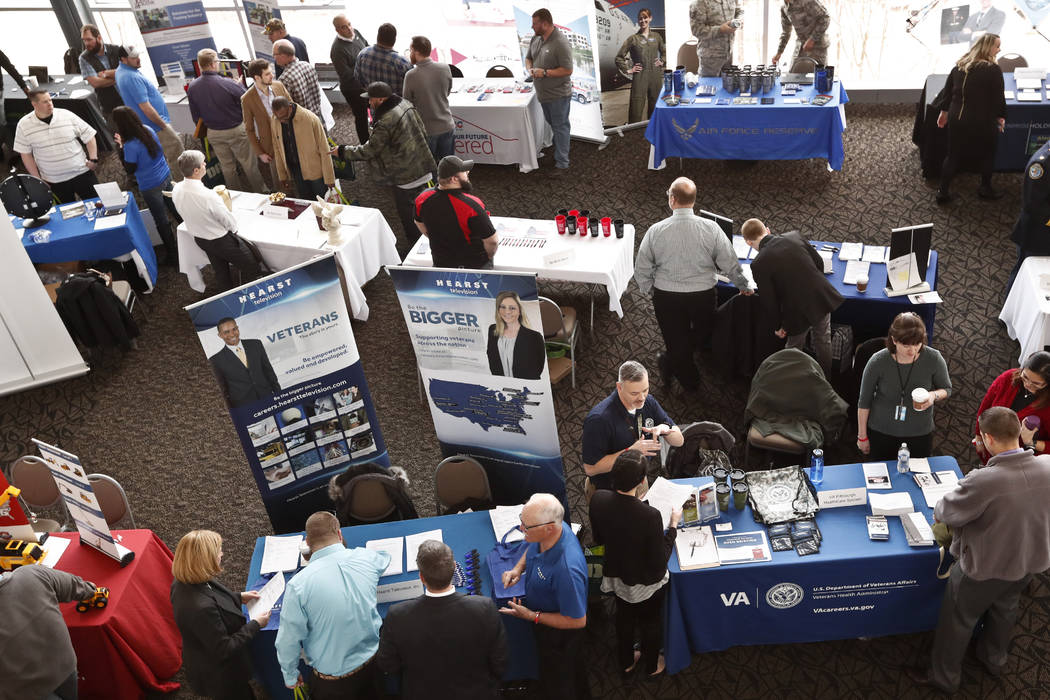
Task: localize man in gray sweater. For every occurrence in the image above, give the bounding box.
[0,564,97,699]
[403,35,456,162]
[908,406,1050,693]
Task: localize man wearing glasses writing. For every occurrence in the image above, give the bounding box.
[499,493,590,700]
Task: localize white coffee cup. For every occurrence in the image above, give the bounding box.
[912,387,930,411]
[856,275,869,293]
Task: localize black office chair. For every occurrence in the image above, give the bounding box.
[450,64,464,78]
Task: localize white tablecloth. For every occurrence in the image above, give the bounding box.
[177,192,399,320]
[449,78,550,174]
[402,216,635,318]
[1000,256,1050,364]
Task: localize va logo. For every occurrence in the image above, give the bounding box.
[766,582,804,609]
[720,591,751,606]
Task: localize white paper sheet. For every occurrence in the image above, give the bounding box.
[247,571,285,619]
[732,235,751,260]
[643,477,697,529]
[93,182,125,208]
[843,260,870,285]
[260,535,303,574]
[39,535,71,567]
[869,491,915,516]
[909,291,943,304]
[862,462,892,489]
[819,250,834,274]
[887,252,923,292]
[366,536,404,577]
[861,245,887,264]
[489,504,524,542]
[908,457,931,473]
[404,529,443,572]
[839,242,863,261]
[93,213,126,230]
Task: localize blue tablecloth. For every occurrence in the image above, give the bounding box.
[918,73,1050,174]
[246,511,537,699]
[19,198,158,289]
[646,78,850,170]
[664,456,962,675]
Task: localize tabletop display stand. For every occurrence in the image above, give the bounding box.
[885,223,932,297]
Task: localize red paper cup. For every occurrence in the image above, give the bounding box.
[556,215,567,235]
[568,209,580,217]
[577,216,588,236]
[601,217,612,237]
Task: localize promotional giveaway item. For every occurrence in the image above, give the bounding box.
[186,255,388,533]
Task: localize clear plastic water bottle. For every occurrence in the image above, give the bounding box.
[897,442,910,474]
[809,449,824,486]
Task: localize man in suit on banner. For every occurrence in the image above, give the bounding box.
[209,317,280,407]
[377,540,507,699]
[959,0,1005,44]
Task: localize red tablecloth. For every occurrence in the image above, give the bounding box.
[53,529,182,699]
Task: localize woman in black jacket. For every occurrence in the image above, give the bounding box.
[934,33,1006,204]
[170,530,270,699]
[588,450,680,677]
[486,290,546,380]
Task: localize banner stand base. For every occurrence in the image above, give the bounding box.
[81,539,136,568]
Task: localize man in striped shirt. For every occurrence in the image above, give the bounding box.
[634,177,752,391]
[14,89,99,203]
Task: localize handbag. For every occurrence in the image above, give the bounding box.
[328,137,357,181]
[486,526,528,604]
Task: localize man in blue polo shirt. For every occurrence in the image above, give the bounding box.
[500,493,590,700]
[582,360,684,495]
[113,44,184,180]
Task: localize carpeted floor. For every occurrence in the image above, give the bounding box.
[2,102,1047,699]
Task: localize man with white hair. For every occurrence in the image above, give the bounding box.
[187,48,264,193]
[500,493,590,700]
[273,39,323,119]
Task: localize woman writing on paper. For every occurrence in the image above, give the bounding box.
[486,290,546,380]
[589,450,679,678]
[171,530,270,700]
[974,351,1050,462]
[857,312,952,461]
[614,7,665,123]
[933,33,1006,204]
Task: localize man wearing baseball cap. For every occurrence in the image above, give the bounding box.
[414,155,499,269]
[333,81,435,254]
[113,44,184,180]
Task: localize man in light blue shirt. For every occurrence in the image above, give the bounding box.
[275,511,389,699]
[113,44,185,180]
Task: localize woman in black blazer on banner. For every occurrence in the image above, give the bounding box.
[486,290,546,380]
[589,450,680,677]
[170,530,271,699]
[934,32,1006,204]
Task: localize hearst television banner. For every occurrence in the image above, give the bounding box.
[388,267,566,505]
[186,255,387,533]
[131,0,217,79]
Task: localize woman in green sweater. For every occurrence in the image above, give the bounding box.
[857,312,952,461]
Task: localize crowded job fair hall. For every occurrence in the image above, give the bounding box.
[1,0,1050,698]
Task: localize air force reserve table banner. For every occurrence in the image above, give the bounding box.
[132,0,217,80]
[388,267,566,505]
[185,255,388,534]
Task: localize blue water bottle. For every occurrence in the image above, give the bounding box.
[809,448,824,486]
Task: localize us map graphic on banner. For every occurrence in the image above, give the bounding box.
[32,439,134,565]
[243,0,282,61]
[131,0,217,79]
[388,267,566,505]
[186,255,388,534]
[513,0,607,143]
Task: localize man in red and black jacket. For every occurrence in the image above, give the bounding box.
[415,156,499,269]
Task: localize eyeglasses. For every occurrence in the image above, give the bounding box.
[520,520,554,532]
[1021,370,1047,390]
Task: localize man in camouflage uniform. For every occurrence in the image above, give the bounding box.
[771,0,830,69]
[689,0,742,78]
[615,8,665,123]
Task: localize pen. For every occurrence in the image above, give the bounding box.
[690,542,697,557]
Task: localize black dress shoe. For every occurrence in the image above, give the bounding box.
[935,192,954,205]
[904,666,952,694]
[977,187,1004,200]
[657,352,673,387]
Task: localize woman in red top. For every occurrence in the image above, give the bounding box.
[974,351,1050,462]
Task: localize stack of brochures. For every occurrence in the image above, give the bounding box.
[866,515,889,541]
[913,470,959,508]
[900,511,936,547]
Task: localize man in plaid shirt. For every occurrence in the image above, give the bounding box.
[354,23,412,96]
[273,39,323,119]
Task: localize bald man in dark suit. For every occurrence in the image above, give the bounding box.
[209,317,281,407]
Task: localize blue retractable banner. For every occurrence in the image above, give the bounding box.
[388,266,566,505]
[242,0,282,62]
[131,0,218,79]
[186,255,388,534]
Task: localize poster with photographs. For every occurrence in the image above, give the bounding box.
[243,0,282,61]
[389,267,565,505]
[131,0,217,79]
[593,0,667,126]
[186,254,388,533]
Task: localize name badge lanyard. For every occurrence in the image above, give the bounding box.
[894,358,916,422]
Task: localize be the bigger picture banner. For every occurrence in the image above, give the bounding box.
[131,0,217,79]
[389,267,565,505]
[186,255,387,534]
